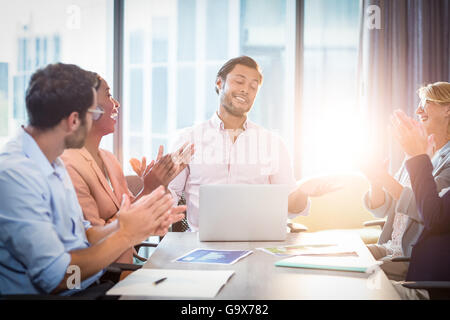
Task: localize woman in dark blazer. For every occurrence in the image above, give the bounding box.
[391,108,450,299]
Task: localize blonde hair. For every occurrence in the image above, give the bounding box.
[417,81,450,106]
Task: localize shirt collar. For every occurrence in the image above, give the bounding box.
[210,112,250,131]
[21,127,64,178]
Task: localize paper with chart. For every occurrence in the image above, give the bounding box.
[173,248,253,265]
[106,269,235,298]
[258,243,358,257]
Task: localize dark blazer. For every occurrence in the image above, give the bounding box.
[405,154,450,281]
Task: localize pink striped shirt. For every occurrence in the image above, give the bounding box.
[168,112,309,231]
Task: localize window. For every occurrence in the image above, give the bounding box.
[0,0,114,150]
[122,0,296,175]
[301,0,362,176]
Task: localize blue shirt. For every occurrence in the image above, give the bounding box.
[0,129,103,295]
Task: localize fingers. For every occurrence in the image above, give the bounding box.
[143,160,155,177]
[393,109,414,130]
[141,157,147,175]
[153,204,185,225]
[134,185,166,209]
[120,193,131,212]
[148,193,175,220]
[391,118,404,144]
[157,145,164,161]
[154,209,186,236]
[129,158,141,175]
[176,142,189,157]
[172,143,194,164]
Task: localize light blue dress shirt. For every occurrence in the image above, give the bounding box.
[0,129,103,295]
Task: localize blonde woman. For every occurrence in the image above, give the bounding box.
[362,82,450,281]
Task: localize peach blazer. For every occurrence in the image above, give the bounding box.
[61,147,135,263]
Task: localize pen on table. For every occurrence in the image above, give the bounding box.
[153,277,167,285]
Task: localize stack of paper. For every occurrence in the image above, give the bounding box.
[258,244,358,257]
[107,269,234,298]
[275,256,382,273]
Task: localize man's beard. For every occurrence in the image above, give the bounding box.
[220,92,252,117]
[64,119,88,149]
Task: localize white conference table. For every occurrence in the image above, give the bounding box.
[124,230,401,300]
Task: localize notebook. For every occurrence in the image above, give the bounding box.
[275,255,382,273]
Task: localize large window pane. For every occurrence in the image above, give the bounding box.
[206,0,228,60]
[205,63,221,119]
[129,68,144,132]
[123,0,295,176]
[0,0,114,150]
[177,0,196,61]
[152,18,169,63]
[176,66,195,129]
[302,0,361,176]
[152,67,168,134]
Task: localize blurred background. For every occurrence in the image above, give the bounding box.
[0,0,448,180]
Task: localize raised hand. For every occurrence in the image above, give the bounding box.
[130,156,155,178]
[391,109,435,158]
[143,143,195,191]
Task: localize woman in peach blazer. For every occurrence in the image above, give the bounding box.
[62,75,193,263]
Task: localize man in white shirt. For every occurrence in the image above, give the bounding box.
[168,56,335,231]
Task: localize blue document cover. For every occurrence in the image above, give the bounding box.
[174,248,253,265]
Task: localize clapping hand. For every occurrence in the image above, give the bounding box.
[130,156,154,178]
[129,143,195,192]
[391,109,436,158]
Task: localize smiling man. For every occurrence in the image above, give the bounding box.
[0,63,185,297]
[168,56,335,231]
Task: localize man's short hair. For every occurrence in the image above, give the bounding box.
[215,56,263,94]
[26,63,98,130]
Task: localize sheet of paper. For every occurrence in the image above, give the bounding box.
[173,248,253,265]
[106,269,235,298]
[258,243,358,257]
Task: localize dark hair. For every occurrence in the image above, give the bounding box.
[26,63,98,130]
[215,56,263,94]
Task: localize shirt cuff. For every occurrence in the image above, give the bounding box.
[362,190,391,218]
[288,197,311,219]
[168,186,181,204]
[35,252,71,294]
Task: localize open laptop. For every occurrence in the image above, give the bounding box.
[198,184,289,241]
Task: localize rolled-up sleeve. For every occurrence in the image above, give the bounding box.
[0,168,70,293]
